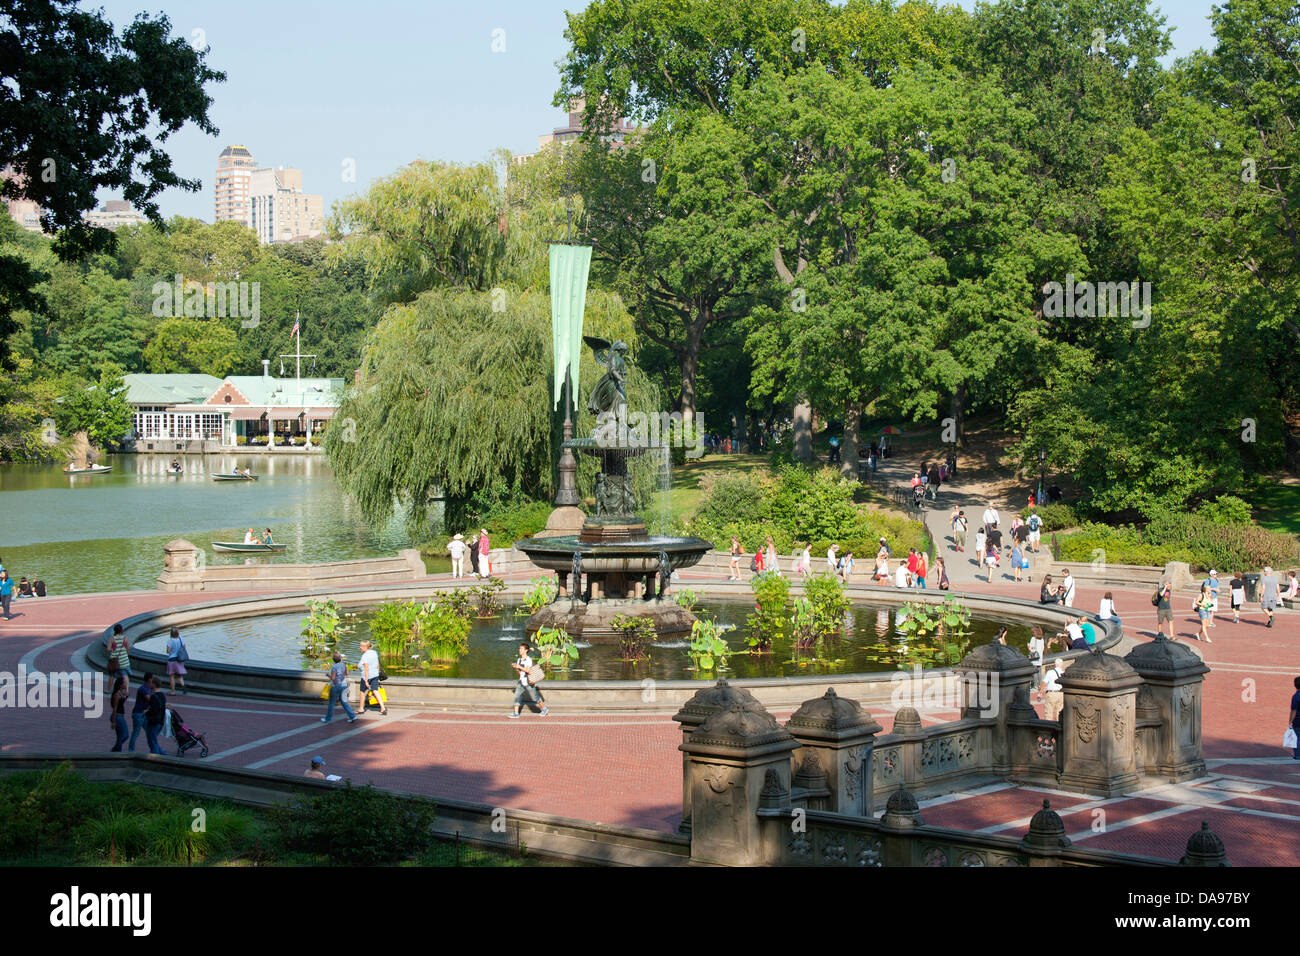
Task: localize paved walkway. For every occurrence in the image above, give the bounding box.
[1,560,1297,863]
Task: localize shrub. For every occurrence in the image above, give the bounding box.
[269,783,438,866]
[747,571,789,651]
[611,614,655,661]
[1057,517,1299,572]
[533,626,579,669]
[1197,495,1253,526]
[520,577,558,614]
[694,473,768,528]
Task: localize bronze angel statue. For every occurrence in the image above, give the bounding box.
[584,336,629,416]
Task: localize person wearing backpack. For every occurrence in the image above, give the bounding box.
[1153,581,1174,640]
[164,626,188,694]
[1027,510,1043,553]
[144,676,167,755]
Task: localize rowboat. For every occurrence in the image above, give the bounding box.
[211,541,286,553]
[212,473,257,481]
[165,468,183,476]
[64,464,112,475]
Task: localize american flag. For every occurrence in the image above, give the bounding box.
[290,317,299,339]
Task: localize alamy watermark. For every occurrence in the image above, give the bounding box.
[593,405,706,459]
[0,667,103,717]
[151,274,261,328]
[889,664,999,718]
[1042,274,1151,328]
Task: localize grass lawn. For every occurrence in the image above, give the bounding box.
[1250,481,1300,538]
[666,453,772,518]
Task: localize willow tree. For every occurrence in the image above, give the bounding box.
[325,285,658,534]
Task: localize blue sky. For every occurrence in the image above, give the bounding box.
[84,0,1220,221]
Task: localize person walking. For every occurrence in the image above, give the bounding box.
[1289,676,1300,760]
[915,551,928,589]
[108,673,130,752]
[1026,509,1043,553]
[1229,571,1245,623]
[478,529,492,577]
[1193,584,1214,644]
[754,546,766,575]
[795,544,812,577]
[105,623,131,691]
[984,542,999,583]
[1060,569,1077,608]
[1203,569,1220,628]
[508,642,547,718]
[1261,566,1281,628]
[447,533,468,578]
[935,556,950,591]
[826,544,839,575]
[764,537,780,575]
[950,508,967,553]
[1010,541,1024,583]
[128,672,153,752]
[975,528,987,569]
[321,651,358,724]
[144,676,167,755]
[874,553,890,584]
[729,537,743,581]
[0,570,12,620]
[358,640,387,715]
[982,503,1000,538]
[164,627,187,694]
[1027,625,1045,683]
[927,463,941,500]
[1154,581,1175,640]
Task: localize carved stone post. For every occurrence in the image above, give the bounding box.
[1057,652,1143,796]
[785,688,883,817]
[1123,635,1210,782]
[1020,799,1071,867]
[682,701,799,866]
[957,643,1038,775]
[671,680,761,834]
[156,539,204,592]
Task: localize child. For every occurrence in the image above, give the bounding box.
[975,528,987,568]
[985,544,999,583]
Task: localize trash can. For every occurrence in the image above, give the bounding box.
[1243,573,1260,603]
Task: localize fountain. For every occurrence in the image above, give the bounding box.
[517,337,712,642]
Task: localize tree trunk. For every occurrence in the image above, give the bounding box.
[793,397,813,462]
[678,315,705,425]
[950,385,967,448]
[841,402,861,479]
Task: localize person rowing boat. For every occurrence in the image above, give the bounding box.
[243,527,257,544]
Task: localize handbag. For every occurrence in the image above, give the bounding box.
[378,667,388,682]
[319,684,332,700]
[177,640,189,663]
[527,664,545,685]
[1285,728,1298,750]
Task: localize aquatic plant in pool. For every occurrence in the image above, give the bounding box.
[301,599,349,663]
[686,618,731,674]
[533,626,579,670]
[520,578,558,615]
[612,614,655,662]
[471,578,507,618]
[747,571,789,652]
[368,599,471,666]
[674,589,699,613]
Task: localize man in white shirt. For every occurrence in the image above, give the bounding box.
[894,563,911,588]
[982,503,1000,537]
[446,533,468,578]
[1065,619,1085,648]
[1060,569,1076,607]
[509,642,547,718]
[358,640,386,715]
[826,544,839,574]
[1038,659,1066,720]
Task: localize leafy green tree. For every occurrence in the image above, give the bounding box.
[0,0,223,368]
[325,286,656,533]
[144,317,242,376]
[54,363,134,452]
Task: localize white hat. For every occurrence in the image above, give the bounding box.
[453,533,463,540]
[1209,569,1217,575]
[480,528,488,535]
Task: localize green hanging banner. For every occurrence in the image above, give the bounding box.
[549,243,591,411]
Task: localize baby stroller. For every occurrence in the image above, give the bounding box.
[170,708,209,758]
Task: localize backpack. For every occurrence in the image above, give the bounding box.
[1151,588,1162,607]
[1028,514,1041,531]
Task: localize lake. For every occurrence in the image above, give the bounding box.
[0,453,424,594]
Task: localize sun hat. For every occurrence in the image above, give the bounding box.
[453,533,463,540]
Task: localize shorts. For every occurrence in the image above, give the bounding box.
[1262,599,1278,611]
[985,555,998,567]
[1157,607,1174,623]
[1197,608,1211,621]
[166,661,186,675]
[1029,530,1041,543]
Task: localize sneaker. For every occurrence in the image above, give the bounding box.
[507,713,520,719]
[320,718,330,723]
[540,707,549,716]
[347,717,357,724]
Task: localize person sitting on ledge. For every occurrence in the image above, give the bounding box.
[305,756,327,779]
[16,577,33,599]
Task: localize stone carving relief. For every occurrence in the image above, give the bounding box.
[922,845,949,867]
[843,746,866,803]
[821,831,849,865]
[1112,708,1127,743]
[856,836,882,867]
[1075,699,1098,744]
[876,746,900,784]
[960,851,986,867]
[1035,731,1057,760]
[921,737,957,774]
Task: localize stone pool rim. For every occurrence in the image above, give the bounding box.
[92,578,1121,712]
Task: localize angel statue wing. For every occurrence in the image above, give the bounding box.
[583,335,613,369]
